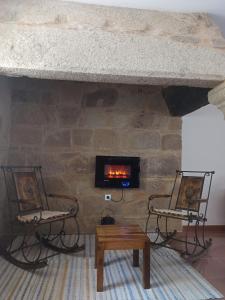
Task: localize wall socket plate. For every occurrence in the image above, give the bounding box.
[105,194,112,201]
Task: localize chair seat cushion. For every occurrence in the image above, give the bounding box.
[151,208,198,218]
[17,210,70,223]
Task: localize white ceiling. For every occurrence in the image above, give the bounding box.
[65,0,225,36]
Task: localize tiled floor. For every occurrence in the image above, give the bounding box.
[192,232,225,299]
[173,231,225,299]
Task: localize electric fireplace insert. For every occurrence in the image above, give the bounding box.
[95,155,140,188]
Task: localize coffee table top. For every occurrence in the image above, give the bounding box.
[96,224,149,242]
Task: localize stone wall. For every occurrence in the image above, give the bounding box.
[7,77,181,233]
[0,77,12,234]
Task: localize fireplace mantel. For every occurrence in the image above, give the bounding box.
[0,1,225,88]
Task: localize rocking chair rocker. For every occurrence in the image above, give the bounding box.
[145,170,214,260]
[0,166,84,270]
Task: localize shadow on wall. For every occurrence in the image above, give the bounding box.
[211,13,225,37]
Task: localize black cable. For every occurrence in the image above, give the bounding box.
[111,188,124,203]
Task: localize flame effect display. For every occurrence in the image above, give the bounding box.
[104,164,131,179]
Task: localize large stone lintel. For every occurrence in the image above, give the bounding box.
[0,1,225,86]
[208,81,225,115]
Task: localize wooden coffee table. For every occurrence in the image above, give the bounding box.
[95,224,150,292]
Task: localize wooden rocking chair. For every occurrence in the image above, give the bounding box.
[0,166,84,270]
[145,170,214,260]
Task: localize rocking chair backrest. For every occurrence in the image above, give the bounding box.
[13,171,42,212]
[170,170,214,214]
[176,175,204,212]
[1,166,48,215]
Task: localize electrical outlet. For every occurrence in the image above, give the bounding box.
[105,194,111,201]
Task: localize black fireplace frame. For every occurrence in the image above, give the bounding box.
[95,155,140,188]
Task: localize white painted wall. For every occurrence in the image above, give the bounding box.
[182,104,225,225]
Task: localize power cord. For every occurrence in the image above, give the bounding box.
[111,188,125,203]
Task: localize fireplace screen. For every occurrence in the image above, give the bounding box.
[104,165,131,179]
[95,156,140,188]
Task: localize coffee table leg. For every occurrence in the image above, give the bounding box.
[133,249,139,267]
[97,243,104,292]
[143,241,150,289]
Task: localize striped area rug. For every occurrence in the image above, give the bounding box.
[0,235,223,300]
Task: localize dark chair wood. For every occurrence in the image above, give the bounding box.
[0,166,84,270]
[145,170,214,261]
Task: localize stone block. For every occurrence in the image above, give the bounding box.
[60,173,93,196]
[40,90,58,105]
[0,150,9,165]
[25,149,41,165]
[41,153,65,174]
[147,91,169,115]
[44,175,68,194]
[78,109,112,128]
[57,107,80,127]
[78,195,106,218]
[11,126,42,146]
[44,129,71,148]
[142,178,174,196]
[64,175,89,195]
[78,216,101,234]
[11,77,60,91]
[58,81,83,107]
[147,154,180,176]
[11,89,40,103]
[140,158,148,177]
[89,156,96,174]
[82,87,118,107]
[11,103,57,126]
[63,153,90,175]
[167,117,182,130]
[132,112,169,130]
[109,110,137,129]
[72,129,93,147]
[119,198,147,217]
[122,130,160,150]
[114,85,148,111]
[122,189,146,201]
[162,134,181,150]
[7,149,26,165]
[79,109,137,129]
[0,115,9,149]
[93,129,119,150]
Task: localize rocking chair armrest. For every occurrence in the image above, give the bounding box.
[47,193,78,202]
[148,194,171,210]
[149,194,171,201]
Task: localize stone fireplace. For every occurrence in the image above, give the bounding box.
[0,1,225,234]
[0,77,180,233]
